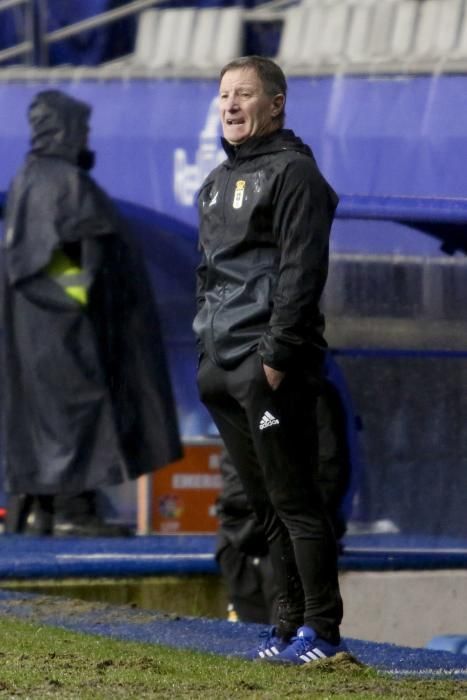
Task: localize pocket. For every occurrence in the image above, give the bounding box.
[256,353,286,393]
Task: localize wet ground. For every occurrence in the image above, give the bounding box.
[2,574,229,620]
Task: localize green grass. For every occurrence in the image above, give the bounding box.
[0,616,466,699]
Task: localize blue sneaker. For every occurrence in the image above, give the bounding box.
[244,626,290,660]
[267,625,348,665]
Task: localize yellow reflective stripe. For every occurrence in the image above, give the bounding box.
[63,286,88,306]
[45,250,89,306]
[45,250,78,277]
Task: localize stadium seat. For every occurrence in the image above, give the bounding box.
[212,7,244,70]
[275,4,309,69]
[408,0,463,69]
[309,1,352,69]
[345,0,375,65]
[99,8,160,71]
[132,8,161,68]
[390,0,420,62]
[190,9,223,69]
[178,6,244,72]
[348,0,420,72]
[149,8,196,70]
[278,0,352,72]
[173,9,198,68]
[297,3,334,69]
[365,0,400,62]
[442,0,467,69]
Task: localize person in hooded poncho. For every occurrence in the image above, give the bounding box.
[1,90,182,534]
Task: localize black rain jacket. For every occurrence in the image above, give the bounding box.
[1,90,182,495]
[193,128,338,373]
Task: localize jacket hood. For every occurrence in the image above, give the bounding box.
[222,128,313,162]
[28,90,91,162]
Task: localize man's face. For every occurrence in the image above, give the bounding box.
[219,67,284,145]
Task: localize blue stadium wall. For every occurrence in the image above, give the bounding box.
[2,75,467,228]
[1,75,467,535]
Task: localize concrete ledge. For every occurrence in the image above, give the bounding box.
[340,569,467,648]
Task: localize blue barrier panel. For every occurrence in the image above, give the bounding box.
[1,71,466,536]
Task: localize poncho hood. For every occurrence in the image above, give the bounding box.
[28,89,91,163]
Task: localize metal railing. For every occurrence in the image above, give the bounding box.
[36,0,162,65]
[0,0,288,68]
[0,0,164,66]
[39,0,287,45]
[0,0,34,64]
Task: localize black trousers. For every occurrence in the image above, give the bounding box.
[197,352,343,643]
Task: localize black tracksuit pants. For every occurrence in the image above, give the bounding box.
[197,351,343,644]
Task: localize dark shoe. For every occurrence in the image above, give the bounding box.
[5,494,54,535]
[5,495,34,534]
[31,495,54,535]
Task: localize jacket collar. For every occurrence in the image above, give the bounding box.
[221,129,285,161]
[221,129,312,163]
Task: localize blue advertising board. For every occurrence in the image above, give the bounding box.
[1,74,467,256]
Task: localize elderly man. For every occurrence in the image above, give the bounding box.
[194,56,347,664]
